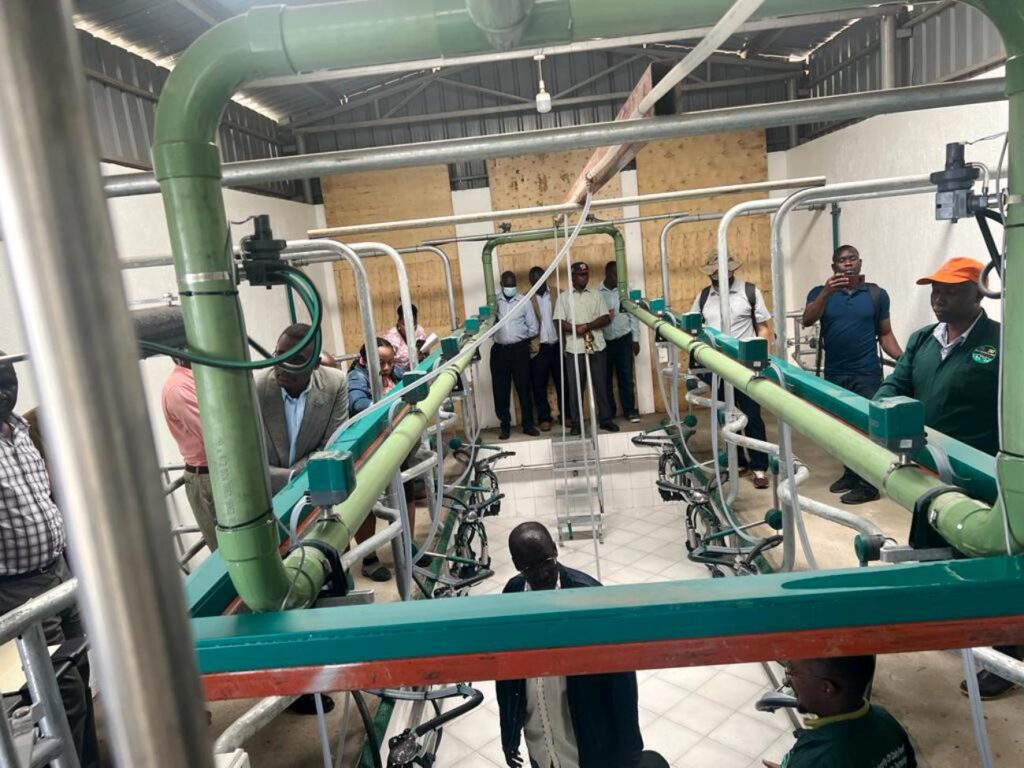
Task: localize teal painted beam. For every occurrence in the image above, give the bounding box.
[192,557,1024,674]
[185,350,443,618]
[701,326,997,503]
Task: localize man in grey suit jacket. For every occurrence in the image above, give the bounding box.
[257,323,347,494]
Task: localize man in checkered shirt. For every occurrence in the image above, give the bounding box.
[0,356,98,766]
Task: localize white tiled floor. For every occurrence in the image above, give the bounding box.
[377,433,799,767]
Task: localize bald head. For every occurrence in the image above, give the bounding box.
[509,522,559,589]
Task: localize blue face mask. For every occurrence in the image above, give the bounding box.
[502,286,517,298]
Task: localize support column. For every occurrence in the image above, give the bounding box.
[787,77,800,149]
[0,2,212,765]
[880,14,898,90]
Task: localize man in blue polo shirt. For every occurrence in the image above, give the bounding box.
[802,245,903,504]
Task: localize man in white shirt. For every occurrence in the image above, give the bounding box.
[496,522,646,768]
[599,261,641,423]
[553,262,618,436]
[493,271,541,439]
[528,266,563,431]
[690,251,773,489]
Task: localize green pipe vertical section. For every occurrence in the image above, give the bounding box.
[285,285,298,324]
[481,224,627,312]
[964,2,1024,548]
[625,302,1023,556]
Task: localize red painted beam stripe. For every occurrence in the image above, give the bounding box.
[201,613,1024,700]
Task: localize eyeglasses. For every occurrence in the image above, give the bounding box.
[781,663,835,688]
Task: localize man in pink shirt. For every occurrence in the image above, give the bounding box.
[161,360,217,551]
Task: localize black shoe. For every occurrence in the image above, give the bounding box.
[523,426,540,437]
[960,670,1017,700]
[288,693,335,715]
[570,425,582,437]
[829,474,858,494]
[840,485,880,505]
[600,421,620,432]
[499,425,511,440]
[361,557,392,582]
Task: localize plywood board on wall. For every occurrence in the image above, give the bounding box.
[635,130,770,410]
[486,149,624,290]
[321,166,462,355]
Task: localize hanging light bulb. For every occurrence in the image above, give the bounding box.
[534,54,552,114]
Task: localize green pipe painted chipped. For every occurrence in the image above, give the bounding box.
[481,224,628,312]
[152,0,1024,608]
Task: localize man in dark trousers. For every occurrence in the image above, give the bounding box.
[599,261,641,423]
[764,655,916,768]
[528,266,563,431]
[803,245,903,505]
[492,271,540,440]
[873,257,1017,699]
[496,522,646,768]
[0,356,99,767]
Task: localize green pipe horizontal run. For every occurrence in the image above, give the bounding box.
[482,224,627,312]
[193,556,1024,675]
[626,302,1024,557]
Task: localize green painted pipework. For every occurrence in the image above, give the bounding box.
[481,224,627,312]
[235,331,486,612]
[625,301,1024,557]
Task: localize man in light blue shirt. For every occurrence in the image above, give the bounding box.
[599,261,641,423]
[492,271,540,439]
[528,265,562,431]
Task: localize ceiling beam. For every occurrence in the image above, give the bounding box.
[435,76,532,104]
[554,53,647,99]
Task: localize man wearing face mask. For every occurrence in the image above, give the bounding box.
[492,271,540,440]
[496,522,647,768]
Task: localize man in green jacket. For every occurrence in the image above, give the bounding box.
[764,655,916,768]
[874,256,1020,699]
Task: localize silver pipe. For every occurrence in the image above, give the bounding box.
[0,581,77,646]
[296,133,314,204]
[17,624,79,768]
[285,240,382,399]
[770,177,936,359]
[401,454,440,482]
[101,80,1005,198]
[351,242,418,369]
[341,520,403,570]
[29,738,65,768]
[0,351,28,366]
[880,14,898,90]
[213,695,299,754]
[311,178,825,238]
[786,77,800,149]
[777,467,886,539]
[0,3,211,766]
[970,647,1024,688]
[406,245,459,329]
[0,708,21,768]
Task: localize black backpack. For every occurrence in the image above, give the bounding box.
[698,281,759,329]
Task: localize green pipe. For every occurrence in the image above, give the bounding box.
[625,301,1024,556]
[963,2,1024,554]
[481,224,627,312]
[285,285,298,324]
[230,331,486,612]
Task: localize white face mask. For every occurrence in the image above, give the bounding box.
[502,286,517,298]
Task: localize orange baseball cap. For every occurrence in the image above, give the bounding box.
[916,257,985,285]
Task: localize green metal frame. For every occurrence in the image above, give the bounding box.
[481,224,627,312]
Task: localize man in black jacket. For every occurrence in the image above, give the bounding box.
[496,522,645,768]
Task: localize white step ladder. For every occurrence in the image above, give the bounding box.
[551,431,605,543]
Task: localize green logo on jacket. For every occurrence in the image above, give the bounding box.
[972,345,997,365]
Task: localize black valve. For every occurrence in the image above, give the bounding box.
[241,214,287,286]
[930,142,981,222]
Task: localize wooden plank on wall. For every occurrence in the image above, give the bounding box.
[321,166,462,356]
[486,149,625,290]
[636,129,771,411]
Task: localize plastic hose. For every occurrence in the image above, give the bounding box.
[961,649,995,768]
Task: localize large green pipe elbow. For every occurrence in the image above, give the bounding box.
[481,224,627,311]
[624,302,1009,554]
[931,496,1024,559]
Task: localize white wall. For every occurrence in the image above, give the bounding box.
[0,162,334,537]
[769,68,1008,345]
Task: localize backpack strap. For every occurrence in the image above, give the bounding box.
[867,283,882,333]
[744,281,758,329]
[698,285,711,315]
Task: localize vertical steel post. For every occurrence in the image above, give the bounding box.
[880,14,898,90]
[17,624,78,768]
[0,2,212,766]
[786,77,800,149]
[296,133,314,204]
